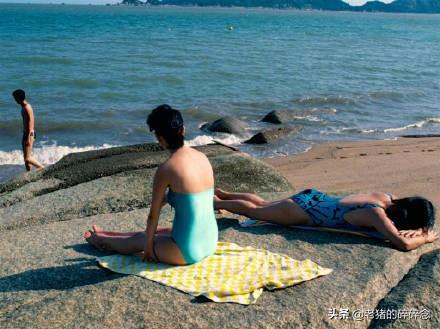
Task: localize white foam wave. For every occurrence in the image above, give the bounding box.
[383,117,440,133]
[340,127,377,134]
[0,144,117,165]
[292,115,322,122]
[186,134,244,147]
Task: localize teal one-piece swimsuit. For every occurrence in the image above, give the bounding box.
[167,188,218,264]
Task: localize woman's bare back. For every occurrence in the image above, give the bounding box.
[341,192,394,227]
[164,146,214,194]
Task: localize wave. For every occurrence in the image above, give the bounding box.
[290,115,323,123]
[340,127,377,134]
[338,117,440,134]
[291,91,420,108]
[186,134,244,147]
[384,117,440,133]
[290,108,337,121]
[0,134,243,166]
[0,144,116,165]
[294,95,357,107]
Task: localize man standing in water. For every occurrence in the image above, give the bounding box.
[12,89,44,171]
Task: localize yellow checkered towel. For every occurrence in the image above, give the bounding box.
[96,241,332,305]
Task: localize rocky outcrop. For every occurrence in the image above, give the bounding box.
[201,117,248,135]
[145,0,440,13]
[149,0,351,11]
[0,143,438,328]
[358,0,440,14]
[0,143,290,231]
[261,110,303,125]
[244,127,302,144]
[369,249,440,328]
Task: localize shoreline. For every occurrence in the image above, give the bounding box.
[264,136,440,207]
[3,136,440,204]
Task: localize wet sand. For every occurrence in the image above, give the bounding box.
[265,137,440,207]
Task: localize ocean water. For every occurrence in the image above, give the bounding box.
[1,4,440,181]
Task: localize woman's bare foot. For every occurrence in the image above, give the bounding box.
[215,188,227,200]
[84,231,106,250]
[92,225,104,233]
[214,195,228,214]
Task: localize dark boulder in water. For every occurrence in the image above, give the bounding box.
[201,117,248,135]
[244,127,302,144]
[261,110,298,124]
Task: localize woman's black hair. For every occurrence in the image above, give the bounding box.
[386,196,436,230]
[146,104,184,150]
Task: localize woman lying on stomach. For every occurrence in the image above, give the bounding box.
[214,188,438,251]
[84,105,218,265]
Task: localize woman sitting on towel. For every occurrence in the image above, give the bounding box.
[84,105,218,265]
[214,188,438,251]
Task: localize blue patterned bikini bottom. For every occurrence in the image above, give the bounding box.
[291,189,381,228]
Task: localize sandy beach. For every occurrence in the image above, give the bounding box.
[265,137,440,207]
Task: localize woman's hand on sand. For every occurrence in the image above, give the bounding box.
[398,229,424,238]
[425,230,439,243]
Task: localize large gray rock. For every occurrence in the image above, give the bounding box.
[0,206,438,329]
[201,117,248,134]
[369,249,440,329]
[0,143,291,231]
[244,127,302,144]
[0,143,438,328]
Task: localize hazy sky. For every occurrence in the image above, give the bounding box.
[0,0,395,6]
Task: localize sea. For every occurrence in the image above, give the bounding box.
[1,4,440,183]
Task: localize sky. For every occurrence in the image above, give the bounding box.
[0,0,395,5]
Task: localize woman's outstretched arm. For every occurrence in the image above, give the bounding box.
[372,209,439,251]
[143,165,169,261]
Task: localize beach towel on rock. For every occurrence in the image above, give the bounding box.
[240,218,385,240]
[96,241,332,305]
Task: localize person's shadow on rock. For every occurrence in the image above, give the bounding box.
[0,260,124,293]
[0,243,124,293]
[64,243,114,257]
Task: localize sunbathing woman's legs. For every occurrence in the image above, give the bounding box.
[84,230,186,265]
[214,198,313,226]
[215,188,268,206]
[92,225,172,237]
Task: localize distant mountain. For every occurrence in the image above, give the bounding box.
[121,0,147,5]
[359,0,440,13]
[148,0,351,11]
[142,0,440,13]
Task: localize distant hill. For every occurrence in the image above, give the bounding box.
[121,0,147,5]
[359,0,440,13]
[147,0,351,11]
[136,0,440,13]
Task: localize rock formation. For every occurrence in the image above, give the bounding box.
[0,143,438,328]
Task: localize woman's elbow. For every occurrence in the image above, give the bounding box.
[395,240,415,252]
